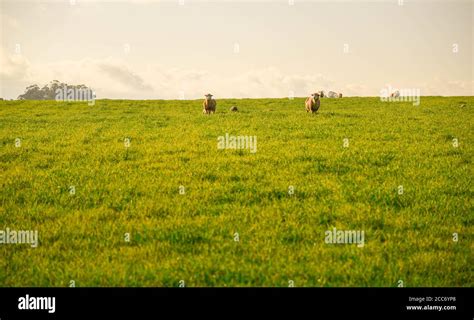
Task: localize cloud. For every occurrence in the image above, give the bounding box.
[194,67,336,99]
[418,78,474,96]
[0,50,154,99]
[343,83,370,96]
[0,49,31,82]
[1,46,472,99]
[141,66,337,99]
[98,62,153,91]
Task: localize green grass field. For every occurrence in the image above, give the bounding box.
[0,96,472,287]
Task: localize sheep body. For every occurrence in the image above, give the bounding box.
[305,93,320,113]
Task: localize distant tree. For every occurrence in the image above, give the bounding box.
[18,81,92,100]
[40,80,62,100]
[18,84,42,100]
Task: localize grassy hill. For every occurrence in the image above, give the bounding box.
[0,96,472,286]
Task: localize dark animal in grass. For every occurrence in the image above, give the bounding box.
[203,93,216,114]
[305,93,321,113]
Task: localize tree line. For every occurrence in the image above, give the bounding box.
[17,80,93,100]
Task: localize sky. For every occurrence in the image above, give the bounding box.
[0,0,472,99]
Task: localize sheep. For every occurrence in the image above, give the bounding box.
[203,93,216,114]
[326,91,343,98]
[230,106,238,112]
[305,93,320,113]
[391,90,400,98]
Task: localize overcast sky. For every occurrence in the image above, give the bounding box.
[0,0,472,99]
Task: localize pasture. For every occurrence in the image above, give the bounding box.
[0,96,472,286]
